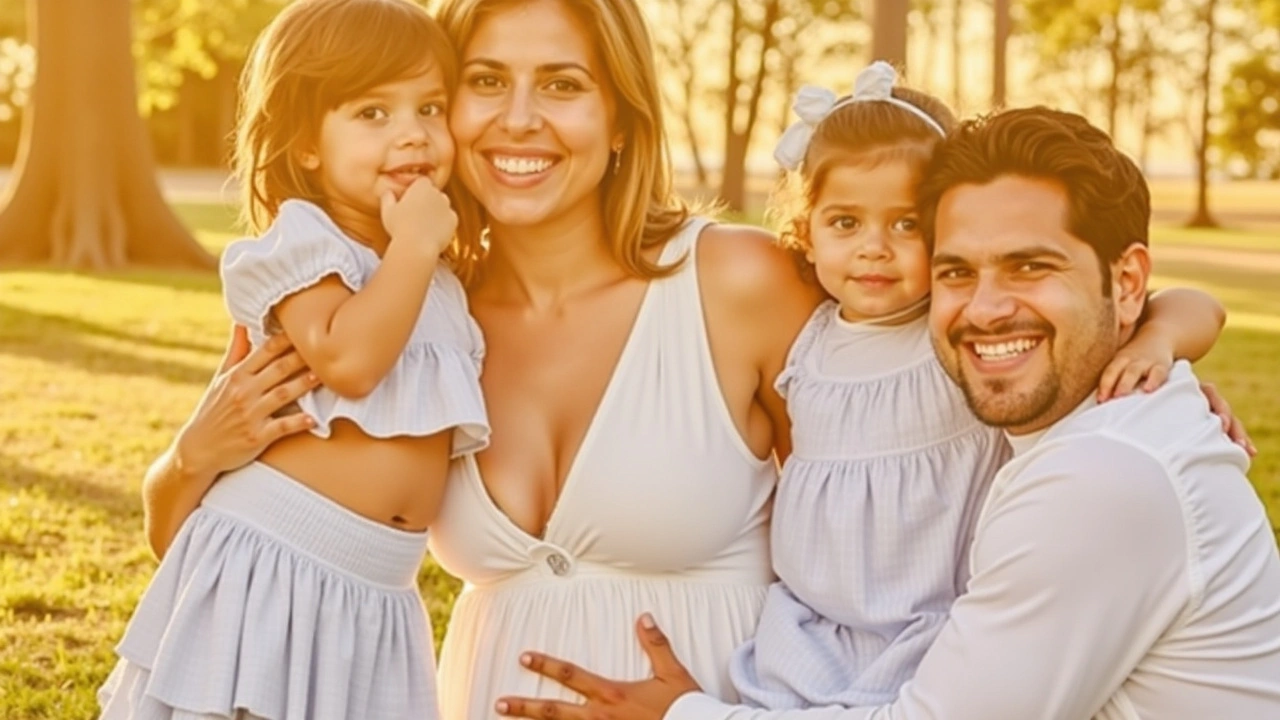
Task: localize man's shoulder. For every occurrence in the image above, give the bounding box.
[1046,361,1246,472]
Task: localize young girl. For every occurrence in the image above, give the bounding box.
[728,61,1226,708]
[98,1,487,718]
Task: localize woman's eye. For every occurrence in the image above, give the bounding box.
[357,107,387,121]
[546,78,581,93]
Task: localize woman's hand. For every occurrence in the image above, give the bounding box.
[173,325,320,477]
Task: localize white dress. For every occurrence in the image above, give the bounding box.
[427,218,779,720]
[730,301,1008,708]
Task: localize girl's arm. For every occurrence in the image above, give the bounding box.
[1097,287,1225,400]
[143,329,318,558]
[274,182,455,398]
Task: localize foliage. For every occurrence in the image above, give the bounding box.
[1217,49,1280,178]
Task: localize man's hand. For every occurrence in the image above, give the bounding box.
[496,614,701,720]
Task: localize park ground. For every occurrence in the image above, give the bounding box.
[0,181,1278,718]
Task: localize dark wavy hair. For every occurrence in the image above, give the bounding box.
[918,106,1150,293]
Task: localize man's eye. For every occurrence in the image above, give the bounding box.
[936,268,971,281]
[467,74,502,89]
[1018,262,1052,273]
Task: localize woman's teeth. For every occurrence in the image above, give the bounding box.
[491,156,554,175]
[973,338,1041,361]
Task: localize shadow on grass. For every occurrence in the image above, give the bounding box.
[0,303,223,355]
[0,454,141,529]
[0,305,216,386]
[0,266,223,294]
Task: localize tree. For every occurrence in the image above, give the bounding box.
[650,0,859,211]
[950,0,963,111]
[872,0,909,67]
[992,0,1010,108]
[0,0,215,269]
[1187,0,1220,228]
[1019,0,1164,138]
[1216,51,1280,179]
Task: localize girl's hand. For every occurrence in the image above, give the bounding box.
[1097,332,1175,402]
[1199,381,1258,457]
[173,325,321,477]
[380,177,457,258]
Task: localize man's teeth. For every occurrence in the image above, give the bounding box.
[492,156,553,175]
[973,338,1040,361]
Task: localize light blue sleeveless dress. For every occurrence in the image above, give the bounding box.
[730,300,1008,708]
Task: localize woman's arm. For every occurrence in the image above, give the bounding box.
[697,224,825,464]
[143,328,318,558]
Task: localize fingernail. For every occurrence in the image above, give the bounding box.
[641,612,656,629]
[496,701,509,714]
[308,373,319,384]
[520,653,532,667]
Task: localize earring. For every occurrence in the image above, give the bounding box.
[612,145,623,175]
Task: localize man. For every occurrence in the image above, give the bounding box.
[494,107,1280,719]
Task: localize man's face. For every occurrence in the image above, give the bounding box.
[928,174,1145,435]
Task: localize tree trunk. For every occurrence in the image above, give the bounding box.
[1105,13,1123,138]
[718,0,779,212]
[872,0,909,67]
[1187,0,1219,229]
[951,0,963,111]
[0,0,215,270]
[992,0,1010,108]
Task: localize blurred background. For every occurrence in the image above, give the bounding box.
[0,1,1276,717]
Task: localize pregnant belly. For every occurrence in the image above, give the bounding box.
[435,574,769,720]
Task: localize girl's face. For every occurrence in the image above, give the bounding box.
[449,0,619,237]
[304,64,454,241]
[806,159,932,323]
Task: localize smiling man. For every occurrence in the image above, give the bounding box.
[496,107,1280,720]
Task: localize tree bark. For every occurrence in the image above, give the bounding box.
[719,0,780,212]
[951,0,963,111]
[1105,12,1123,138]
[0,0,215,270]
[992,0,1010,108]
[1187,0,1219,228]
[872,0,909,67]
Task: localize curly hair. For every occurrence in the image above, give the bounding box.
[917,106,1150,291]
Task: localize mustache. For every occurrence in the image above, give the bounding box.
[947,320,1053,347]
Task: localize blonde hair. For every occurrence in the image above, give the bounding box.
[435,0,695,282]
[233,0,457,233]
[768,85,957,256]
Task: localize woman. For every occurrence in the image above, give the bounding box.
[140,1,1244,718]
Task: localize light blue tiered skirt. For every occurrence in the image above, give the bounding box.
[98,462,437,720]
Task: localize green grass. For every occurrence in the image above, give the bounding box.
[1,204,1278,718]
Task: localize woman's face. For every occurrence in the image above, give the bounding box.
[450,0,619,235]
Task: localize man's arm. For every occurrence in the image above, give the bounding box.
[668,435,1191,720]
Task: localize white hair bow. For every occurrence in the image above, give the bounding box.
[772,61,946,171]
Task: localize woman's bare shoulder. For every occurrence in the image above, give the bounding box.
[696,222,823,312]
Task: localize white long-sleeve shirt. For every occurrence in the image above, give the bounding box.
[669,362,1280,720]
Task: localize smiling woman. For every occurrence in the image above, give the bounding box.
[424,0,823,717]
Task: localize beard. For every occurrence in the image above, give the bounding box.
[938,304,1118,431]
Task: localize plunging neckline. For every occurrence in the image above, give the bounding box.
[467,269,659,542]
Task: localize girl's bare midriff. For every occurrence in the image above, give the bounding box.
[258,419,451,531]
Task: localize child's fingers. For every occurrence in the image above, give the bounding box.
[1113,361,1151,398]
[1096,359,1125,401]
[1142,363,1170,393]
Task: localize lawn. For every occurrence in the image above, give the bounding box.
[1,200,1278,718]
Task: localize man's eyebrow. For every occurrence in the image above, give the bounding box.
[931,252,969,267]
[995,246,1072,264]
